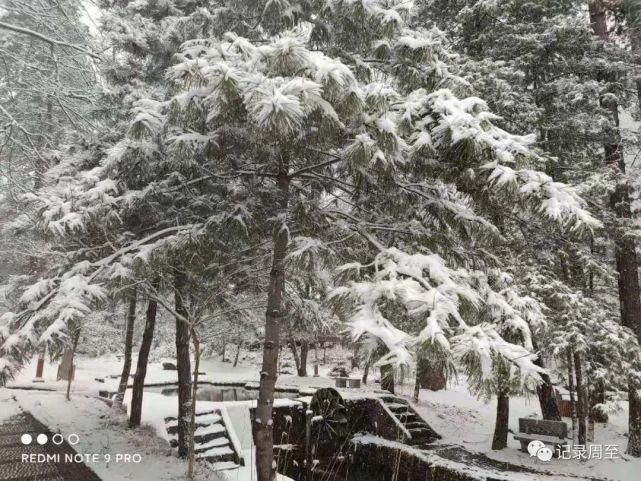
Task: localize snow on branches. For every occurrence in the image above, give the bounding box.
[332,247,546,386]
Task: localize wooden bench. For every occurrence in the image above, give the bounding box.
[335,377,361,388]
[513,418,569,456]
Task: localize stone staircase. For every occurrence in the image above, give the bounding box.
[165,409,243,469]
[378,395,440,446]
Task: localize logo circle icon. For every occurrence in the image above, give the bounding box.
[527,439,545,457]
[52,434,64,445]
[36,434,48,445]
[20,434,32,445]
[536,446,554,461]
[67,433,79,445]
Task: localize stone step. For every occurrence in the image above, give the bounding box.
[407,427,440,445]
[167,423,210,435]
[196,446,236,463]
[405,421,428,430]
[194,436,231,454]
[397,413,417,422]
[164,410,217,423]
[379,395,408,405]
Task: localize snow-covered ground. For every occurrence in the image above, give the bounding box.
[404,381,638,481]
[11,390,196,481]
[0,349,353,481]
[1,350,638,481]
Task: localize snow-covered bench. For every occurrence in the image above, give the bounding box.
[335,377,361,388]
[513,418,569,455]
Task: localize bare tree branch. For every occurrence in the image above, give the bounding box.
[0,21,101,60]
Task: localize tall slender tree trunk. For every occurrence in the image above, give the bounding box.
[175,270,192,459]
[65,329,81,401]
[233,342,241,367]
[298,340,309,377]
[130,288,158,428]
[256,160,290,481]
[362,360,370,385]
[188,329,201,480]
[589,1,641,455]
[289,339,301,374]
[113,288,137,411]
[567,349,577,440]
[629,378,641,456]
[574,351,587,447]
[492,392,509,450]
[413,368,420,403]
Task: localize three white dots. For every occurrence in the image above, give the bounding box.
[20,433,79,445]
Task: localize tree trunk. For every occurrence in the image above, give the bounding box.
[289,339,301,374]
[535,365,561,421]
[567,349,577,440]
[175,270,192,459]
[65,329,81,401]
[130,290,158,428]
[628,379,641,456]
[491,392,509,450]
[574,351,587,447]
[529,334,561,421]
[298,340,309,377]
[35,345,46,379]
[113,288,137,411]
[188,330,200,480]
[222,341,227,362]
[233,343,241,368]
[589,0,608,39]
[631,26,641,110]
[413,367,420,403]
[589,3,641,455]
[255,162,290,481]
[380,364,395,394]
[362,360,370,385]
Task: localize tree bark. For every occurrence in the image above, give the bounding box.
[380,364,395,394]
[567,349,577,440]
[113,288,137,411]
[413,367,420,403]
[298,340,309,377]
[289,339,301,374]
[362,360,370,385]
[534,358,561,421]
[129,289,158,428]
[175,270,192,459]
[527,332,562,421]
[629,379,641,456]
[574,351,587,447]
[491,392,509,450]
[65,328,81,401]
[233,343,241,367]
[188,330,200,480]
[255,161,290,481]
[589,0,608,39]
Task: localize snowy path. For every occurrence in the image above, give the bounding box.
[0,410,102,481]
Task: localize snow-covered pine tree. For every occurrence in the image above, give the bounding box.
[419,0,641,443]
